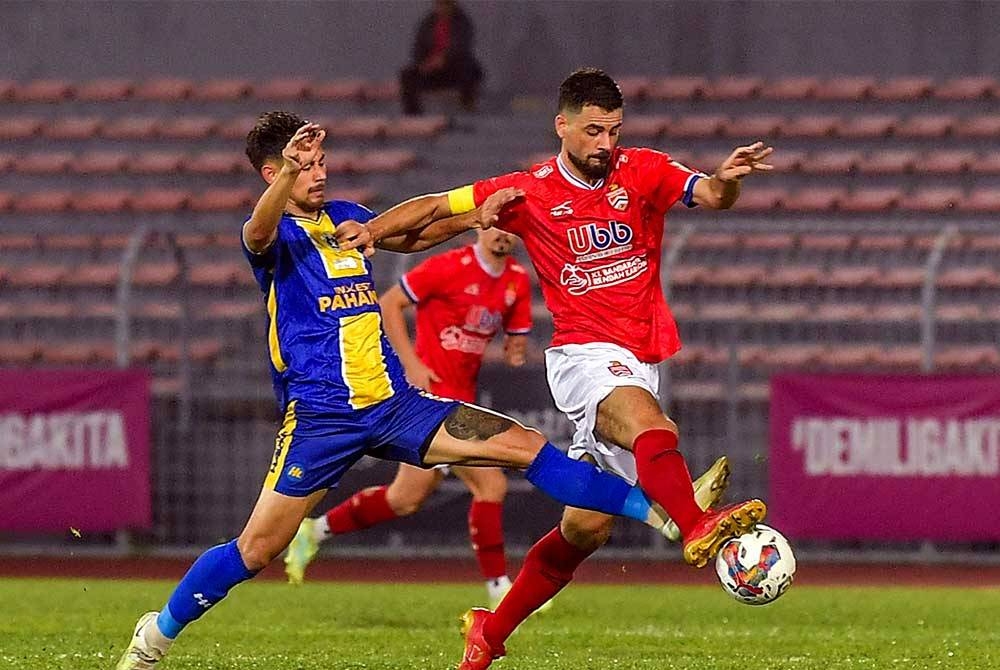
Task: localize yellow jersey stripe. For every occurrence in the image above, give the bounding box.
[264,400,297,490]
[447,185,477,214]
[267,282,287,372]
[295,213,367,279]
[339,312,395,409]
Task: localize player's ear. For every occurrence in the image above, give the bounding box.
[554,113,568,139]
[260,161,279,185]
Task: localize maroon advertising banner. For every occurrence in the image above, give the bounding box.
[770,374,1000,541]
[0,369,152,532]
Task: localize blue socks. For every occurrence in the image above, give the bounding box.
[156,539,257,639]
[524,443,653,523]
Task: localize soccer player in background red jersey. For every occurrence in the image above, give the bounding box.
[284,227,534,609]
[337,68,774,669]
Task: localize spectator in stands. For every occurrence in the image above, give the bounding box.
[400,0,483,115]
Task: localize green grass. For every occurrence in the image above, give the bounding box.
[2,578,999,669]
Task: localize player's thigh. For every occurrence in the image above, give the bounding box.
[386,462,446,514]
[560,505,615,552]
[595,385,677,450]
[452,465,508,502]
[423,404,545,468]
[238,487,327,570]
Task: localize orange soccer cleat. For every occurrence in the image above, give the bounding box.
[458,608,506,670]
[682,499,767,568]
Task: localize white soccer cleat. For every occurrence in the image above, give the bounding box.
[662,455,731,542]
[284,517,320,585]
[115,611,166,670]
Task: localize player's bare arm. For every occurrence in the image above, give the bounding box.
[503,334,528,367]
[692,141,774,210]
[378,284,441,389]
[243,122,325,252]
[336,187,524,254]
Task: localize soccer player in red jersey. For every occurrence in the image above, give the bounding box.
[284,228,533,608]
[337,68,774,669]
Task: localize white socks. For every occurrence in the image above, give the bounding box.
[486,575,512,603]
[311,515,331,543]
[142,618,174,656]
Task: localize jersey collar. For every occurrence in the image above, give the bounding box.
[472,244,505,278]
[556,154,605,191]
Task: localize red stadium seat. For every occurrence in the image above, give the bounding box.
[75,78,133,102]
[758,345,826,368]
[954,115,1000,139]
[16,151,73,175]
[353,150,417,173]
[384,114,449,138]
[665,115,727,138]
[820,346,879,369]
[159,116,218,140]
[64,263,120,288]
[0,153,15,172]
[132,151,185,174]
[937,266,1000,288]
[800,150,861,175]
[99,234,132,252]
[0,234,37,252]
[620,115,668,139]
[311,79,366,101]
[189,187,255,212]
[857,150,917,175]
[665,264,708,287]
[810,303,869,322]
[874,347,923,371]
[615,76,650,100]
[186,152,246,175]
[934,76,996,101]
[132,189,190,212]
[0,341,41,365]
[362,79,400,101]
[685,232,738,250]
[648,76,707,101]
[325,116,387,139]
[755,303,811,322]
[766,149,806,173]
[724,115,784,138]
[43,234,97,252]
[870,76,933,101]
[698,303,753,320]
[936,304,983,322]
[782,115,839,138]
[133,262,181,287]
[191,78,252,101]
[14,79,73,102]
[42,116,103,140]
[783,188,847,212]
[912,149,974,175]
[703,76,763,100]
[133,302,183,319]
[838,187,902,213]
[934,346,1000,370]
[759,76,819,100]
[912,234,964,252]
[0,79,15,100]
[970,153,1000,175]
[0,192,13,212]
[700,265,768,288]
[188,262,249,286]
[824,266,879,288]
[895,114,955,139]
[6,263,69,288]
[873,267,925,289]
[0,116,43,140]
[101,116,161,140]
[200,300,261,320]
[965,235,1000,253]
[899,187,963,213]
[856,234,909,253]
[798,233,854,252]
[13,190,73,213]
[72,190,131,213]
[41,342,116,366]
[71,151,129,175]
[733,187,786,212]
[761,265,821,288]
[836,114,897,139]
[813,76,875,101]
[322,150,357,174]
[869,303,922,321]
[957,188,1000,214]
[134,77,192,101]
[255,78,311,101]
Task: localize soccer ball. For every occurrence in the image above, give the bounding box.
[715,524,796,606]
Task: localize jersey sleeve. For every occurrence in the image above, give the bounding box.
[636,149,706,211]
[447,172,529,235]
[398,253,452,304]
[504,272,533,335]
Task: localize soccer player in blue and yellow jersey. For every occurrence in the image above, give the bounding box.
[114,111,683,668]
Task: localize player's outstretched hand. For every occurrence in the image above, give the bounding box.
[334,220,376,257]
[477,187,525,230]
[716,141,774,182]
[282,122,325,173]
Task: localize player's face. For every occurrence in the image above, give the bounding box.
[556,104,623,180]
[262,150,327,214]
[478,228,516,257]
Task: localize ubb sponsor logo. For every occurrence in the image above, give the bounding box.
[318,282,379,312]
[464,305,503,336]
[790,416,1000,477]
[440,325,489,355]
[559,255,649,296]
[566,221,633,263]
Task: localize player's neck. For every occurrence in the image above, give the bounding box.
[285,201,322,219]
[473,243,506,276]
[557,151,604,187]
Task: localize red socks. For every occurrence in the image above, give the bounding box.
[469,501,506,580]
[633,428,703,539]
[325,486,398,534]
[483,527,593,647]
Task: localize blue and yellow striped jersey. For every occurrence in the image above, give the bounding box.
[241,200,409,414]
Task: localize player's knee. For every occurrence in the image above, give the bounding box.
[386,486,432,517]
[560,515,613,552]
[471,472,508,502]
[508,425,547,468]
[236,534,282,571]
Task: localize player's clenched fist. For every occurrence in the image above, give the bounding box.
[282,122,325,173]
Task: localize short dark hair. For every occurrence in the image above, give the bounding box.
[558,68,623,114]
[245,111,306,171]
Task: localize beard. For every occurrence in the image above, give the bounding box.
[567,149,611,181]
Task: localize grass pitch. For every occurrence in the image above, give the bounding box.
[2,577,998,669]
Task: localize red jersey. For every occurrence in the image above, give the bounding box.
[399,244,533,402]
[461,147,704,364]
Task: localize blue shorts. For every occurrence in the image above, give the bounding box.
[263,385,461,497]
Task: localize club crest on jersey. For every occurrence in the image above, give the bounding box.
[504,281,518,307]
[606,184,629,211]
[533,164,554,179]
[607,361,634,377]
[464,284,480,295]
[566,221,634,262]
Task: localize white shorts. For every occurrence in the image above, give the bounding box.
[545,342,661,485]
